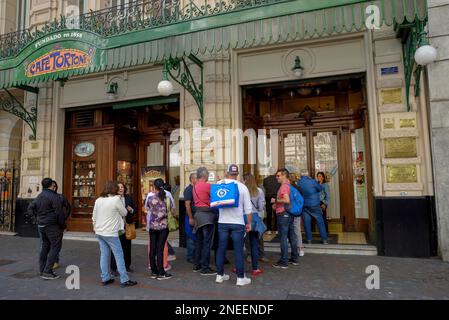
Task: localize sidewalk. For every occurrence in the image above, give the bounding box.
[0,235,448,300]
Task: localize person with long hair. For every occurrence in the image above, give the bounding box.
[92,181,137,287]
[243,173,266,276]
[317,172,331,233]
[146,178,173,280]
[110,183,137,275]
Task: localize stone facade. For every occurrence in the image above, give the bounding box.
[427,0,449,261]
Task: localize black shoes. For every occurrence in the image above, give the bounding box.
[200,268,217,276]
[272,262,289,269]
[102,279,115,286]
[193,266,201,272]
[288,259,299,266]
[150,272,158,279]
[120,280,138,287]
[157,273,173,280]
[40,272,60,280]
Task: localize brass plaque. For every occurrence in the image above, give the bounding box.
[387,165,418,183]
[400,118,416,128]
[27,157,41,171]
[383,118,395,129]
[31,142,39,149]
[384,137,417,158]
[380,88,402,105]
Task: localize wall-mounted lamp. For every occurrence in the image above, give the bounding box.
[157,62,174,96]
[291,56,303,77]
[106,82,118,100]
[414,32,437,66]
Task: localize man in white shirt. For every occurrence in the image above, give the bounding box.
[215,164,253,286]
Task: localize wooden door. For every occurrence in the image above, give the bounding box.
[280,127,358,232]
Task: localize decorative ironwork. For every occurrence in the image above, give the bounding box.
[0,160,20,232]
[164,54,204,125]
[397,19,428,112]
[0,0,287,60]
[0,89,38,140]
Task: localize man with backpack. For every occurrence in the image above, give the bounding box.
[297,170,328,244]
[271,168,300,269]
[213,164,253,286]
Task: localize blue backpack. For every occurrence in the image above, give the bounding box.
[210,182,239,209]
[285,185,304,216]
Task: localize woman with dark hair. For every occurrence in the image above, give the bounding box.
[92,181,137,287]
[146,178,173,280]
[110,183,137,275]
[317,172,331,233]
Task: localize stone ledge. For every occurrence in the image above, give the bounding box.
[383,183,424,191]
[380,130,419,139]
[382,157,422,165]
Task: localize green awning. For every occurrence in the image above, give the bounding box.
[112,96,179,110]
[0,0,428,89]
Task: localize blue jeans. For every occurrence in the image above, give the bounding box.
[277,213,298,264]
[217,223,245,278]
[96,235,129,284]
[248,231,259,270]
[194,223,215,271]
[186,237,195,262]
[303,206,328,242]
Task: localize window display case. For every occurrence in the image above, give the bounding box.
[72,160,96,215]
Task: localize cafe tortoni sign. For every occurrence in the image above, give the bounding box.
[26,48,93,78]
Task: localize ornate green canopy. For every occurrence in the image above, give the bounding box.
[0,0,427,89]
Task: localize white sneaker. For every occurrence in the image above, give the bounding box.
[236,277,252,286]
[300,249,305,257]
[216,274,230,283]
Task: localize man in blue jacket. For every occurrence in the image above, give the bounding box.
[297,171,328,244]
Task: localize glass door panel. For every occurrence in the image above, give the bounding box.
[352,129,369,219]
[283,133,308,177]
[313,132,340,220]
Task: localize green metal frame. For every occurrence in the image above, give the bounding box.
[0,88,38,140]
[397,19,428,112]
[163,54,204,125]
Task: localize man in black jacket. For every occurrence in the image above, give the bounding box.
[51,180,71,270]
[263,167,281,233]
[28,177,65,280]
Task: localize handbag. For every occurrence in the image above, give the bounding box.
[125,223,136,240]
[166,198,179,232]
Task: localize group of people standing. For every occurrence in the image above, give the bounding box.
[29,164,331,288]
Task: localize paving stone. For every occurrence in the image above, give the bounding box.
[0,235,448,300]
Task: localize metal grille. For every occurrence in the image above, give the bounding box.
[75,110,95,128]
[0,161,20,232]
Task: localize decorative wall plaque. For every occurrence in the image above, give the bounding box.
[386,165,418,183]
[384,137,417,158]
[27,157,41,171]
[31,142,39,149]
[380,88,402,105]
[400,118,416,128]
[383,118,395,129]
[74,142,95,157]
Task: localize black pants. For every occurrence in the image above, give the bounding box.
[194,223,215,271]
[39,225,63,274]
[110,233,132,271]
[265,197,277,231]
[149,228,169,275]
